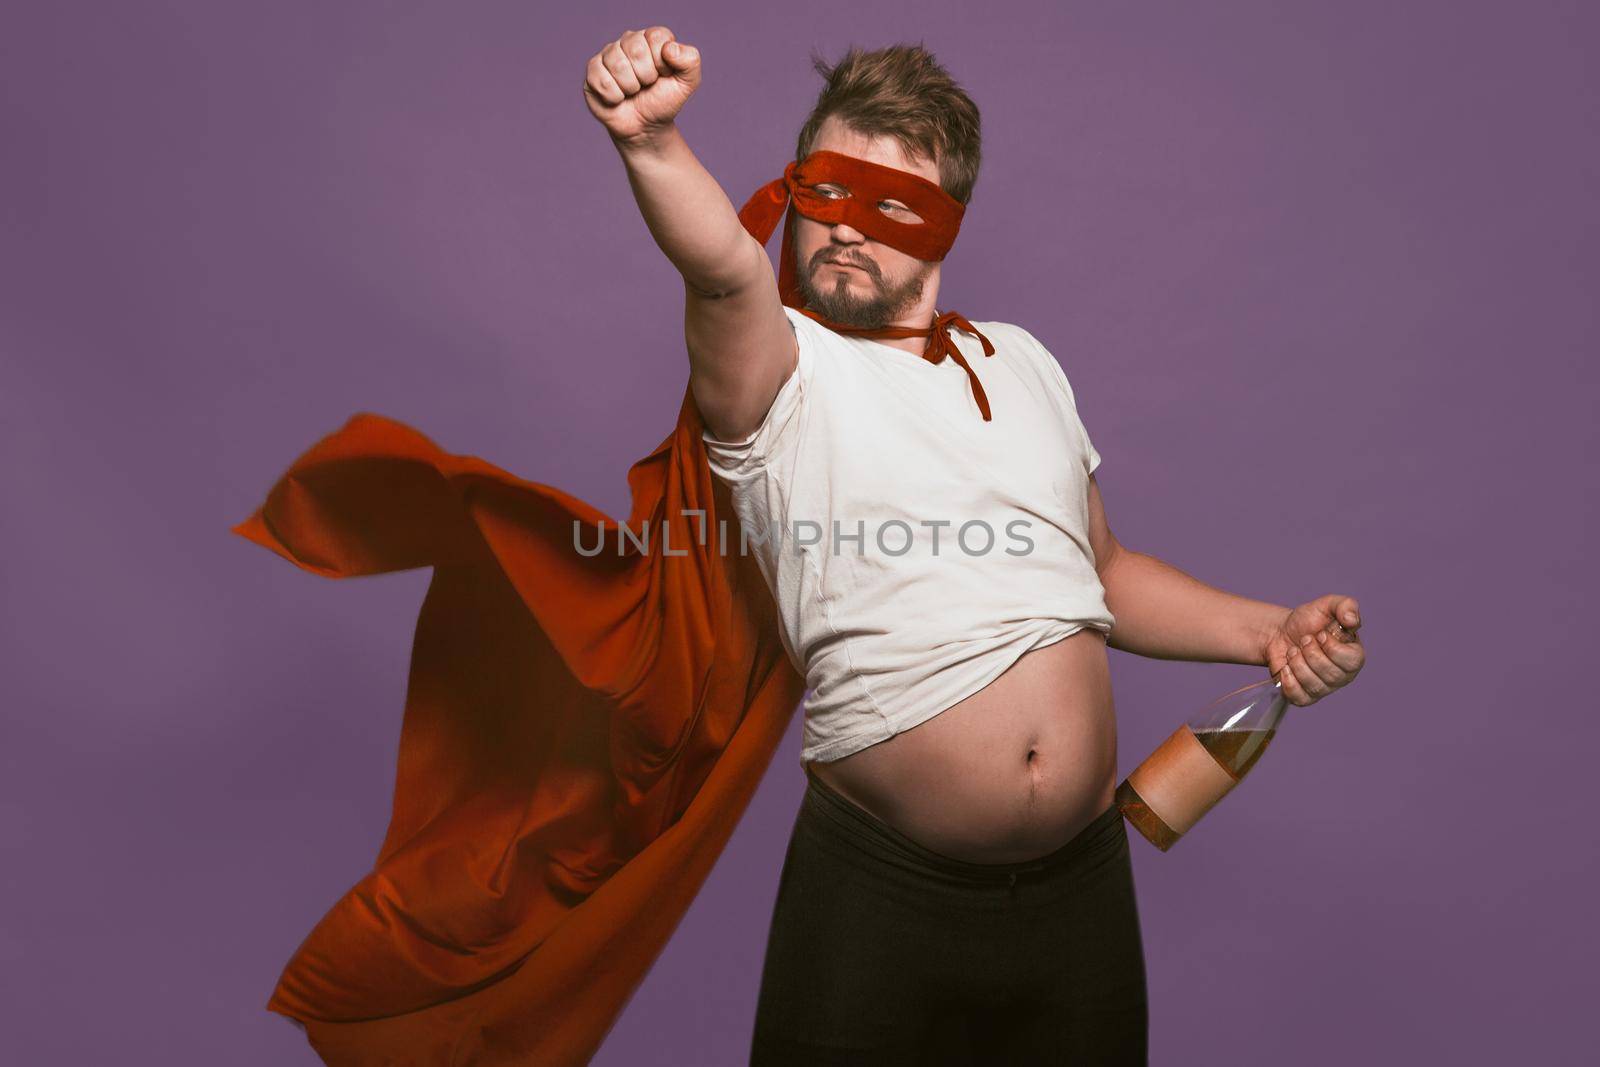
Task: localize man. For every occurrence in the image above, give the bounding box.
[585,26,1366,1064]
[588,20,1363,1062]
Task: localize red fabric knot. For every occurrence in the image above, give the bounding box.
[926,310,997,421]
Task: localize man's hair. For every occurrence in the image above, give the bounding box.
[794,43,983,206]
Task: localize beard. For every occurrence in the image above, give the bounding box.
[795,244,935,329]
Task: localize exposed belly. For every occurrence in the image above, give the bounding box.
[804,628,1117,863]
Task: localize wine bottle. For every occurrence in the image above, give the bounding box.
[1115,620,1354,851]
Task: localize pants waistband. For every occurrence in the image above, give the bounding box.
[801,763,1124,885]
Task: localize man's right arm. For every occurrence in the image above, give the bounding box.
[615,127,796,442]
[586,28,796,443]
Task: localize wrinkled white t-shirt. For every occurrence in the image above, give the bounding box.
[701,305,1113,763]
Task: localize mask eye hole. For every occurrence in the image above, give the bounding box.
[877,200,924,224]
[814,182,851,200]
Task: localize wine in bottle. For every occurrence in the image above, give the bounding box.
[1115,621,1353,851]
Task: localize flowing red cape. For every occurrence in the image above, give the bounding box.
[233,391,804,1064]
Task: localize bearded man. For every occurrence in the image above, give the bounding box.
[583,26,1364,1066]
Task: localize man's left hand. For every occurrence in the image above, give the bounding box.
[1263,594,1365,707]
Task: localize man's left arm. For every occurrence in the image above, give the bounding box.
[1084,474,1365,706]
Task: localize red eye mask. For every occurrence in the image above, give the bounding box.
[738,149,967,309]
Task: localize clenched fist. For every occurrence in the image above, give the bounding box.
[583,27,701,146]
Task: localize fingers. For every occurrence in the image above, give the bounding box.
[601,36,644,96]
[621,29,666,91]
[585,52,624,106]
[642,26,675,71]
[585,27,677,106]
[1275,657,1312,705]
[1284,626,1368,706]
[1282,639,1329,704]
[1296,632,1345,688]
[1318,625,1364,671]
[1266,638,1308,705]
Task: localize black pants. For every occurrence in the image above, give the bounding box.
[749,765,1149,1065]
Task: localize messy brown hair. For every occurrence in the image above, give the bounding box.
[794,43,983,206]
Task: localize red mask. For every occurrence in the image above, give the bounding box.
[738,149,966,307]
[737,150,999,420]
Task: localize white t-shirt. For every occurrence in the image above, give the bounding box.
[701,305,1114,763]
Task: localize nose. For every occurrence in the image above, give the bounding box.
[828,221,866,244]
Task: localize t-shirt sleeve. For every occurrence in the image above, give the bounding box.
[700,307,815,480]
[1014,326,1102,475]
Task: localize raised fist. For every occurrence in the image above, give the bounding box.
[583,27,701,145]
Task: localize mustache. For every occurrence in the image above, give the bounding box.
[816,253,878,275]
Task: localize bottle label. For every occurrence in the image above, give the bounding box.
[1126,725,1238,835]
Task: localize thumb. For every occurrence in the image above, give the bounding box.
[663,40,699,71]
[1331,595,1361,636]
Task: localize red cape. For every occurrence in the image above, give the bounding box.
[232,391,805,1064]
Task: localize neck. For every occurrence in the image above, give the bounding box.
[859,296,943,348]
[874,311,938,355]
[807,306,944,357]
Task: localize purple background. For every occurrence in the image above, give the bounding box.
[3,1,1594,1063]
